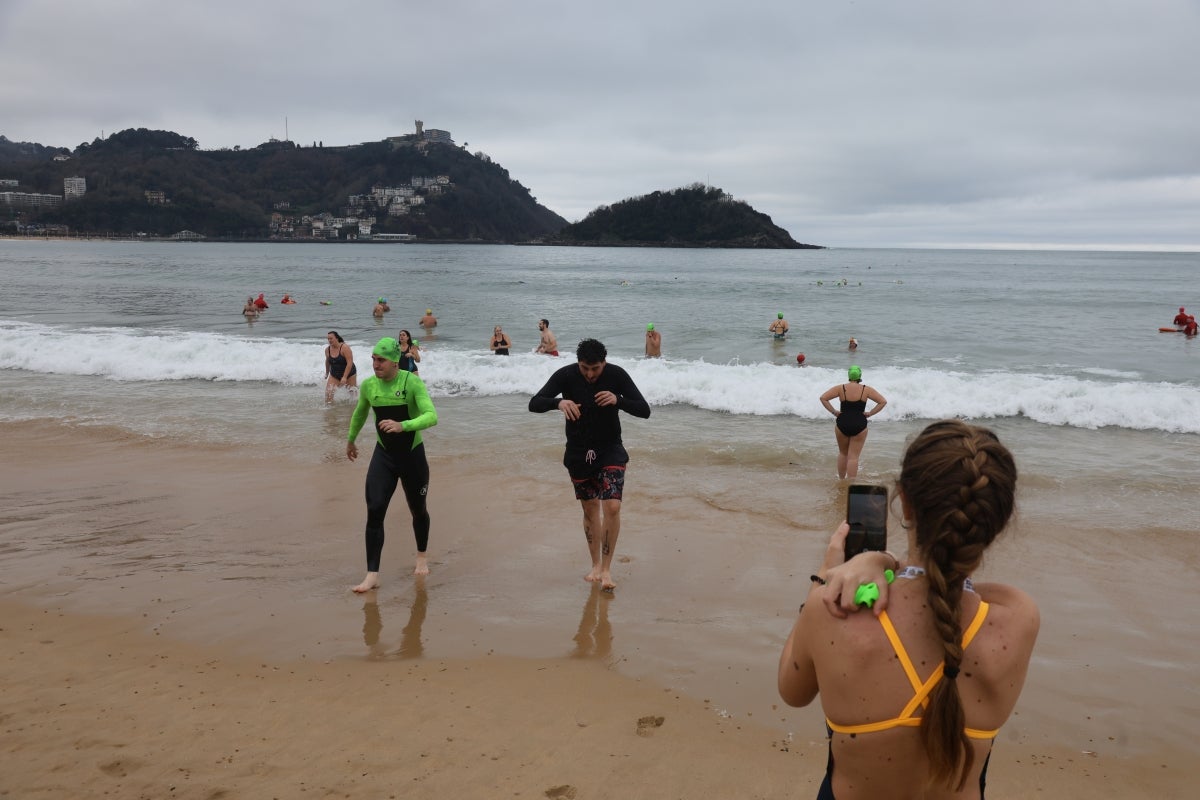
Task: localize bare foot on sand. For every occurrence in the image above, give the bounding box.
[353,572,380,593]
[584,566,602,583]
[600,571,617,592]
[414,554,429,576]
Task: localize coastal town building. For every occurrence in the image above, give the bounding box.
[144,190,167,205]
[63,176,86,200]
[1,191,63,208]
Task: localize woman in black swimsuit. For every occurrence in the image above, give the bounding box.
[819,365,887,479]
[490,325,512,355]
[324,331,358,403]
[397,329,421,374]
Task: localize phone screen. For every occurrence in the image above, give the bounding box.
[845,484,888,560]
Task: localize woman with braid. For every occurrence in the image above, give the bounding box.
[778,420,1039,799]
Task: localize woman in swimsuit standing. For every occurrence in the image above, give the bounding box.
[819,365,887,479]
[397,329,421,373]
[779,420,1040,799]
[324,331,358,403]
[490,325,512,355]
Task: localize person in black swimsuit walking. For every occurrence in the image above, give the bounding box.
[819,365,887,479]
[325,331,358,403]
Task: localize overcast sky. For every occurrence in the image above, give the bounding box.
[3,0,1198,250]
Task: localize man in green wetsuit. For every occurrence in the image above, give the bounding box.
[346,337,438,593]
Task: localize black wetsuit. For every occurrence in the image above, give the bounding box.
[348,372,437,571]
[528,362,650,478]
[327,346,357,380]
[836,384,869,437]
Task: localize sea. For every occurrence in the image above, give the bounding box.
[3,239,1199,756]
[1,239,1197,530]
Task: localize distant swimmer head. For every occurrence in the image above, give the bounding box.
[646,323,655,331]
[848,365,862,381]
[372,337,402,362]
[796,353,806,364]
[426,308,433,314]
[378,297,387,303]
[777,312,784,319]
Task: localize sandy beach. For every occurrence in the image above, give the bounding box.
[0,420,1194,798]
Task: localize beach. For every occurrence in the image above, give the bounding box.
[1,420,1195,798]
[2,240,1198,796]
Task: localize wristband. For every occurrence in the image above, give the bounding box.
[809,574,826,586]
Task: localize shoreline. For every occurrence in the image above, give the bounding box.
[0,420,1195,797]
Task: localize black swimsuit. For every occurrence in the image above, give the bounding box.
[836,384,869,437]
[400,345,419,374]
[492,337,510,356]
[327,346,357,380]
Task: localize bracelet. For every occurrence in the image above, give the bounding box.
[809,574,826,586]
[881,550,900,571]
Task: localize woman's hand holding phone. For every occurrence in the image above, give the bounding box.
[817,523,897,619]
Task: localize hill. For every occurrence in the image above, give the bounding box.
[0,128,566,242]
[549,184,821,249]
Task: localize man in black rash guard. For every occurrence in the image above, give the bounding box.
[529,338,651,590]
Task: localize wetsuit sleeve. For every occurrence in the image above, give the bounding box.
[529,368,568,413]
[613,369,651,419]
[347,382,373,442]
[403,374,438,432]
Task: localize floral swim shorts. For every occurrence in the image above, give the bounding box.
[571,465,626,501]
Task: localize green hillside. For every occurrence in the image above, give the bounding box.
[0,129,566,241]
[550,184,820,249]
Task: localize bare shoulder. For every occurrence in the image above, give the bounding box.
[975,582,1041,645]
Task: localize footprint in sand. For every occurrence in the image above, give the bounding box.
[544,785,577,799]
[636,715,665,737]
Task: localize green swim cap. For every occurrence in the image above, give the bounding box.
[372,337,401,362]
[848,365,862,381]
[378,297,387,303]
[646,323,655,331]
[777,312,784,318]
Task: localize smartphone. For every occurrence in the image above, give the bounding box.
[845,484,888,560]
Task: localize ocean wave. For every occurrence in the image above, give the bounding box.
[3,320,1198,434]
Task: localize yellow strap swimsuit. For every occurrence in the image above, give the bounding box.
[826,601,999,740]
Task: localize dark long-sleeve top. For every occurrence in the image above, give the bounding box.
[528,362,651,454]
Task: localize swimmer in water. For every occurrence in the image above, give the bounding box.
[769,312,789,339]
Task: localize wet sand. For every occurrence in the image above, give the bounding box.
[0,421,1194,797]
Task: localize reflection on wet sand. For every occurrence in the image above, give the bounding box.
[397,578,428,659]
[570,584,613,662]
[359,578,428,660]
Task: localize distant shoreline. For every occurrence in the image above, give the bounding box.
[1,234,822,250]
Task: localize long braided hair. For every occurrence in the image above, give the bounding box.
[898,420,1017,789]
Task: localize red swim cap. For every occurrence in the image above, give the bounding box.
[796,353,806,364]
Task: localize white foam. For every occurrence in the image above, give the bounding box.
[3,321,1198,434]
